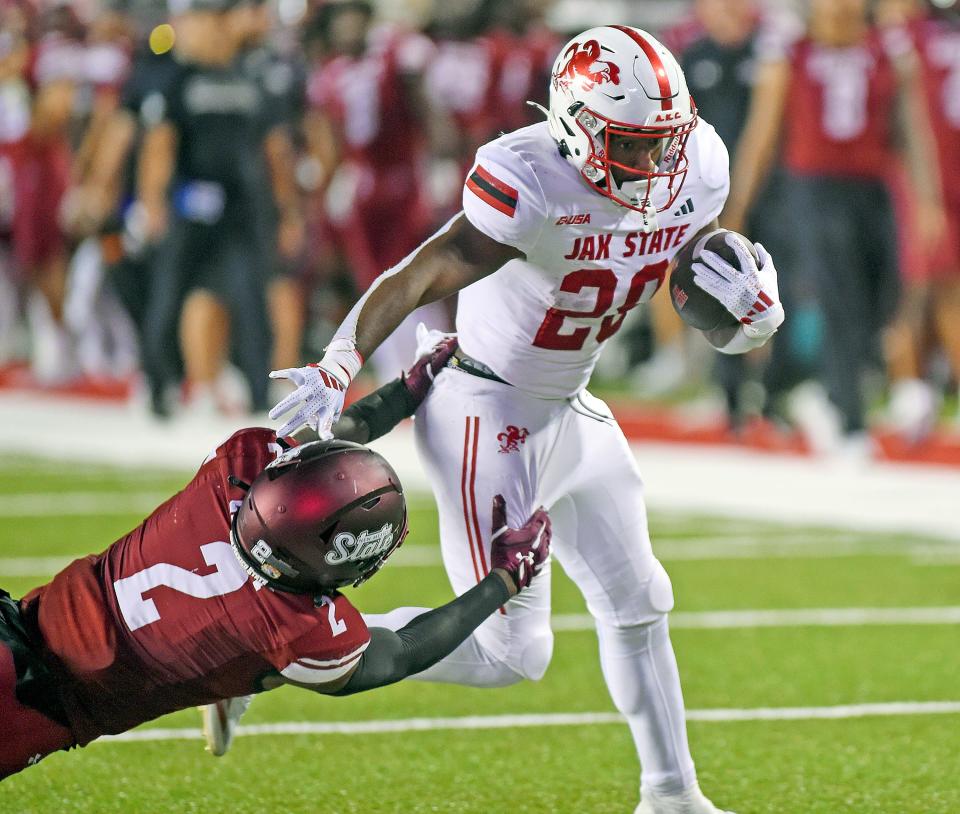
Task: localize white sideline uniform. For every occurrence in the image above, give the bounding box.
[403,120,728,795]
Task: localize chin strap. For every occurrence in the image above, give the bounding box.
[616,179,658,232]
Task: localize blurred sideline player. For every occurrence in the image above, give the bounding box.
[722,0,945,457]
[877,0,960,437]
[678,0,806,430]
[136,0,280,416]
[0,21,32,365]
[0,341,552,779]
[60,9,182,398]
[424,0,558,204]
[3,12,83,384]
[59,3,139,381]
[304,0,452,383]
[269,26,785,814]
[233,0,310,380]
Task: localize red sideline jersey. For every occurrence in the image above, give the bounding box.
[20,429,370,747]
[783,31,898,180]
[307,25,434,286]
[887,16,960,281]
[2,133,71,275]
[308,25,431,180]
[913,16,960,212]
[425,26,558,173]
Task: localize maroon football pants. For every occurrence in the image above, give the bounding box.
[0,643,74,779]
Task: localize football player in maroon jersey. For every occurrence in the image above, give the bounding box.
[303,0,455,383]
[723,0,946,458]
[0,339,552,779]
[876,0,960,439]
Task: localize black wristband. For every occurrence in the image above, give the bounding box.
[338,379,418,444]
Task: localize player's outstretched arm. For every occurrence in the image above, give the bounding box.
[293,336,458,445]
[351,214,521,361]
[269,215,521,438]
[327,497,550,696]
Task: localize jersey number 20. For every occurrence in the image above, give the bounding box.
[533,262,668,351]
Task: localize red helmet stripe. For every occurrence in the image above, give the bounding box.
[608,25,674,110]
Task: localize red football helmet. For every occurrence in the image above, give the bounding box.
[230,439,407,595]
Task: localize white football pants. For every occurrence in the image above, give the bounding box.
[365,366,698,795]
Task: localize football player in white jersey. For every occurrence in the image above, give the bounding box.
[266,26,783,814]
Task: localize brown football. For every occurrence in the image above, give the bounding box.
[669,229,759,332]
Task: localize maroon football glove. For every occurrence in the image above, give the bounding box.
[489,495,551,594]
[401,336,457,404]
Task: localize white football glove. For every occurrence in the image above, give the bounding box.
[268,338,363,439]
[413,321,457,363]
[692,237,784,340]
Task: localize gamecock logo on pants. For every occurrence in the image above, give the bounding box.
[497,425,529,454]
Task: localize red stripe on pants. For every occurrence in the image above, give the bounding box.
[460,417,483,584]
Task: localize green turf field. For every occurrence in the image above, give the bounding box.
[1,457,959,814]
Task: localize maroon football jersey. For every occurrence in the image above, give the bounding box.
[913,17,960,210]
[307,26,435,285]
[21,429,370,746]
[425,27,557,167]
[783,33,898,180]
[308,26,431,184]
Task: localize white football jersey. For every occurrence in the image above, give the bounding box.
[458,120,729,398]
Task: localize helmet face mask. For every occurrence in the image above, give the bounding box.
[545,26,698,228]
[230,439,408,597]
[576,108,696,217]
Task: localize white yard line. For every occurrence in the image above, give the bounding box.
[652,540,905,560]
[0,547,444,577]
[7,535,958,576]
[2,544,954,631]
[101,701,960,744]
[551,607,960,630]
[0,492,167,517]
[0,556,79,576]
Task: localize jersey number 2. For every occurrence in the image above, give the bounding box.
[533,262,668,351]
[113,542,248,632]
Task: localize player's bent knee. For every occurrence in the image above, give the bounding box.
[595,558,675,627]
[516,630,554,682]
[646,560,674,615]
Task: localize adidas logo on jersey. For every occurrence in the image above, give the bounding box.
[673,198,695,217]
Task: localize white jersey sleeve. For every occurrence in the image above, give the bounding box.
[462,142,549,256]
[689,121,730,232]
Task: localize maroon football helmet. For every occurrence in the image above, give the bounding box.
[230,439,407,595]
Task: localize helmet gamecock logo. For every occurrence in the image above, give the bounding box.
[553,40,621,92]
[497,425,529,454]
